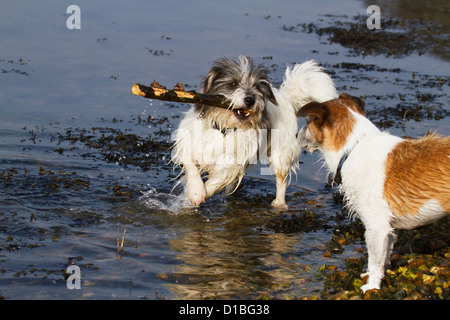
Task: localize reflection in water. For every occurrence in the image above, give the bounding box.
[164,226,303,299]
[139,189,328,299]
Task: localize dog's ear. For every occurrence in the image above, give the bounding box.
[259,81,278,106]
[202,67,222,94]
[267,88,278,106]
[255,74,278,106]
[297,101,330,125]
[339,93,365,115]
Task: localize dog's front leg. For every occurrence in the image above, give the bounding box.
[184,163,206,207]
[271,171,289,210]
[204,165,242,199]
[360,223,394,292]
[204,179,222,199]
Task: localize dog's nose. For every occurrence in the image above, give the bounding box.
[244,96,255,107]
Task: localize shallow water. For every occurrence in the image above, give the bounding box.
[0,0,448,299]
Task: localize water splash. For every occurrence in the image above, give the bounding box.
[138,188,194,214]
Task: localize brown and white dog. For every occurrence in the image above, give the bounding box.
[297,93,450,292]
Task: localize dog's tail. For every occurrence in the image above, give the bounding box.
[279,60,338,112]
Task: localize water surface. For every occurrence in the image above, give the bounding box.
[0,0,448,299]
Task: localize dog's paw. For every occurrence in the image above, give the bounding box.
[359,272,381,293]
[187,189,206,207]
[271,199,288,211]
[186,184,206,207]
[185,174,207,207]
[360,283,380,293]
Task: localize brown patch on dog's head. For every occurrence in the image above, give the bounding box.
[338,93,365,115]
[297,94,366,151]
[297,101,330,147]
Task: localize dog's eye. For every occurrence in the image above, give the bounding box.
[229,81,238,88]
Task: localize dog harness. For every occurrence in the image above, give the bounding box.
[329,151,350,186]
[328,138,361,187]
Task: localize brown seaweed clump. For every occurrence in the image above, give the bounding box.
[284,14,447,59]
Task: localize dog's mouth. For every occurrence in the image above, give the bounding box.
[303,144,319,153]
[298,127,320,153]
[233,108,252,120]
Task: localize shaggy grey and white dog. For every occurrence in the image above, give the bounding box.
[172,55,337,209]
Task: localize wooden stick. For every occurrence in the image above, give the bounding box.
[131,81,231,109]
